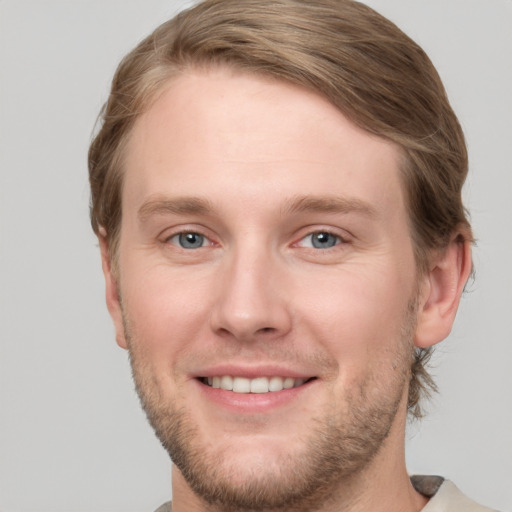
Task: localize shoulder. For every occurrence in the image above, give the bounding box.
[154,479,500,512]
[154,502,172,512]
[412,475,500,512]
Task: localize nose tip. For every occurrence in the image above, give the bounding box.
[213,310,283,342]
[209,258,292,343]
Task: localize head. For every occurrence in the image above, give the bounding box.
[89,0,472,419]
[89,0,472,509]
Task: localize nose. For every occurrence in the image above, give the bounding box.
[209,245,292,343]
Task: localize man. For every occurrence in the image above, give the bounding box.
[88,1,494,511]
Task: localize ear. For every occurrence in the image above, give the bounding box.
[414,236,472,348]
[98,228,128,349]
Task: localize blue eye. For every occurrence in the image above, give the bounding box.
[302,232,340,249]
[311,232,338,249]
[171,232,207,249]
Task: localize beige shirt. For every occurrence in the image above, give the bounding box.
[412,476,498,512]
[155,475,498,512]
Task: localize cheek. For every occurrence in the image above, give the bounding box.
[119,262,215,362]
[295,264,413,372]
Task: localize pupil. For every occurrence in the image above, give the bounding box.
[312,232,336,249]
[180,233,203,248]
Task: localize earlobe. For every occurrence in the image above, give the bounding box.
[98,229,128,349]
[414,236,472,348]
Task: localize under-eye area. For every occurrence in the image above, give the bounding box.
[198,376,317,393]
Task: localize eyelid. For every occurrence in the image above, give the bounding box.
[169,232,209,249]
[160,225,218,247]
[292,226,351,248]
[297,234,340,250]
[158,224,351,250]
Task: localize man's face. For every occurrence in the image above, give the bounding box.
[109,67,421,509]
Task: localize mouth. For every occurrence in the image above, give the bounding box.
[198,375,316,394]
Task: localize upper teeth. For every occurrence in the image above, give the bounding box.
[205,376,306,393]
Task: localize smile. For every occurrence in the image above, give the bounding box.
[200,376,314,393]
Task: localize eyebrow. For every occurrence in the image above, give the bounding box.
[282,195,377,218]
[137,194,378,222]
[138,196,215,222]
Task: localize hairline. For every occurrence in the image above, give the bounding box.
[105,62,433,279]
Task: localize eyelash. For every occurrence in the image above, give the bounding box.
[165,231,213,250]
[163,229,347,251]
[295,231,345,250]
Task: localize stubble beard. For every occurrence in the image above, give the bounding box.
[124,303,417,512]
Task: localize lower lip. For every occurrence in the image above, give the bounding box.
[194,379,315,414]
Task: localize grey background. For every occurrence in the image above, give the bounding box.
[0,1,511,511]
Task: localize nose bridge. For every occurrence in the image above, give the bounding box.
[210,236,291,341]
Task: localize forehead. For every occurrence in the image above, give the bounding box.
[123,67,405,221]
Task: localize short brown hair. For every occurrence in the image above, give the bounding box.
[88,0,472,417]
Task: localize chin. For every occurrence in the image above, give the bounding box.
[135,373,405,512]
[124,305,414,511]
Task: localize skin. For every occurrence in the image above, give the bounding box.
[100,67,472,512]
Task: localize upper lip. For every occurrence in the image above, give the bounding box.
[191,364,316,380]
